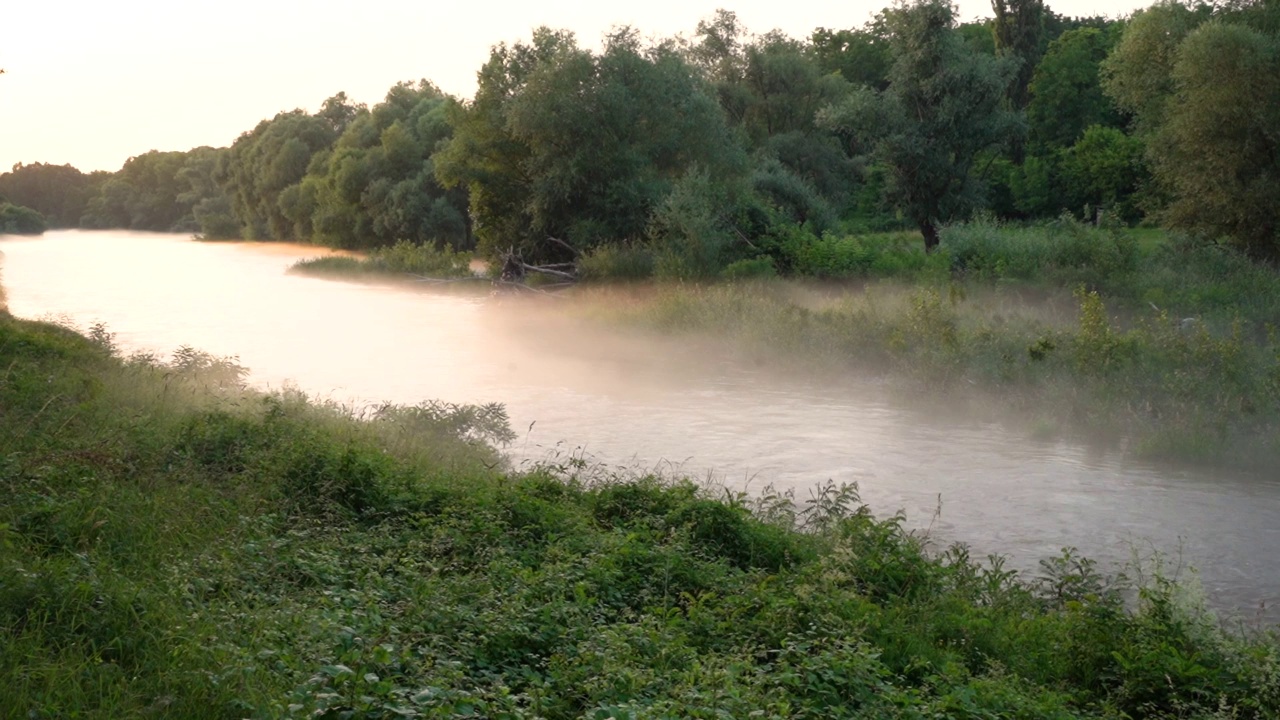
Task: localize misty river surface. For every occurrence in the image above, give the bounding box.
[3,230,1278,619]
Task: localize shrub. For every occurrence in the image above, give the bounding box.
[720,256,777,280]
[944,216,1138,289]
[578,243,655,281]
[779,226,942,279]
[0,202,47,235]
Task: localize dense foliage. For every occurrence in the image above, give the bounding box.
[0,202,48,235]
[0,163,103,227]
[2,0,1277,262]
[1,312,1277,718]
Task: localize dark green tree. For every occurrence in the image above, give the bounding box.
[0,163,102,227]
[810,23,892,90]
[178,147,239,238]
[80,151,188,230]
[304,81,470,250]
[437,28,746,261]
[991,0,1046,111]
[1026,26,1125,151]
[1058,125,1147,222]
[0,203,48,235]
[820,0,1020,251]
[216,98,351,239]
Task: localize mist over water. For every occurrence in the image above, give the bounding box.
[3,230,1278,619]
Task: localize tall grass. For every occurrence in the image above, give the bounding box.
[2,314,1277,718]
[291,240,474,279]
[574,272,1280,467]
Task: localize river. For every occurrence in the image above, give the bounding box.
[2,230,1277,619]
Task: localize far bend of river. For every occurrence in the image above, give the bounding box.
[3,230,1278,619]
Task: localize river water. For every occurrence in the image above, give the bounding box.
[2,230,1278,619]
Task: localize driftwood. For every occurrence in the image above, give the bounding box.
[494,243,580,292]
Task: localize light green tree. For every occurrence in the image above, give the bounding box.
[1104,3,1279,257]
[1155,21,1280,257]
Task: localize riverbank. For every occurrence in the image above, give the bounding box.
[293,220,1280,469]
[1,312,1276,718]
[289,240,476,281]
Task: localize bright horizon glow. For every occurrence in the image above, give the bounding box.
[2,0,1151,174]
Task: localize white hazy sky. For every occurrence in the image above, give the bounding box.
[1,0,1150,173]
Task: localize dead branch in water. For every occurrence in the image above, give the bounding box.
[494,246,580,292]
[404,246,581,294]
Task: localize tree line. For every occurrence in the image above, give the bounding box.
[2,0,1277,265]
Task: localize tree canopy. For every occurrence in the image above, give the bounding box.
[9,0,1279,265]
[821,0,1021,251]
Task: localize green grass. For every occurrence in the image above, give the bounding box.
[1,311,1278,718]
[291,240,475,280]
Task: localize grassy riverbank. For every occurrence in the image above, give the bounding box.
[290,241,475,280]
[1,312,1278,718]
[287,219,1280,467]
[568,222,1280,467]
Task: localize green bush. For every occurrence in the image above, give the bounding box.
[292,240,473,278]
[778,225,944,279]
[0,202,48,235]
[2,313,1278,720]
[719,256,777,280]
[944,216,1138,290]
[578,243,655,281]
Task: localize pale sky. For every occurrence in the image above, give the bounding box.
[2,0,1151,174]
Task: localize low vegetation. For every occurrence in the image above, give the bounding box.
[569,219,1280,468]
[2,307,1278,719]
[290,241,475,280]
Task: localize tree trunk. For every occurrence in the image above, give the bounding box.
[921,220,941,253]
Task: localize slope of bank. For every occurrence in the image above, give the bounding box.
[0,313,1276,719]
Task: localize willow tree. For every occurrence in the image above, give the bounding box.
[436,28,745,262]
[820,0,1020,252]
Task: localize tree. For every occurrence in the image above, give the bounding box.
[1058,125,1146,222]
[1153,21,1280,257]
[0,163,102,227]
[216,101,348,240]
[437,28,746,261]
[810,24,892,90]
[819,0,1020,251]
[1026,26,1125,151]
[0,203,47,235]
[991,0,1046,111]
[1104,3,1280,257]
[1101,2,1209,135]
[304,81,470,250]
[80,151,188,230]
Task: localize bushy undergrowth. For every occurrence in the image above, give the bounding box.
[1,313,1277,718]
[292,241,474,279]
[577,243,656,282]
[943,216,1140,292]
[0,202,47,235]
[773,225,948,280]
